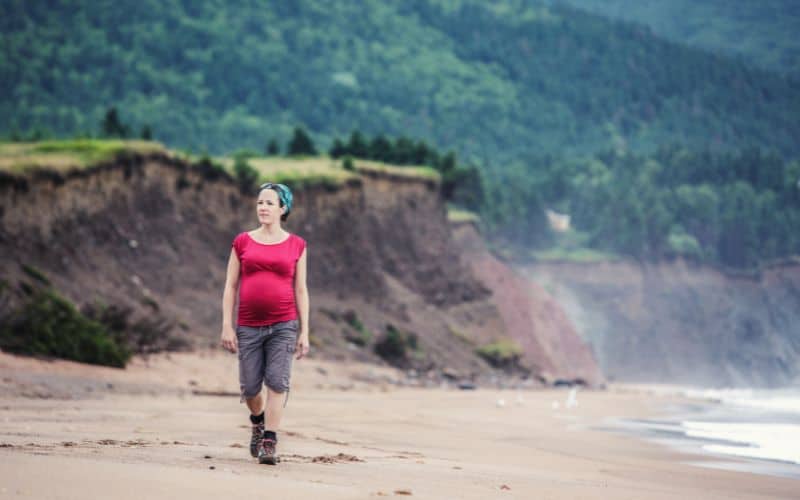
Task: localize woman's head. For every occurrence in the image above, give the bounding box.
[256,182,293,223]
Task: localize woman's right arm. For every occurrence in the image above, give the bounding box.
[220,248,240,353]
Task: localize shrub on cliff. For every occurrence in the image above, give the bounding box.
[0,287,131,368]
[475,339,522,370]
[342,155,355,171]
[342,310,372,346]
[374,324,419,366]
[81,302,190,355]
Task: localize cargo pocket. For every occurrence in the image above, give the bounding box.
[283,341,297,408]
[283,342,297,386]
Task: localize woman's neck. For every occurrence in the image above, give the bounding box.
[256,224,285,237]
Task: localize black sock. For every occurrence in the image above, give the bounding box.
[249,412,265,425]
[262,430,277,441]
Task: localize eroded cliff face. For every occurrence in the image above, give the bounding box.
[523,259,800,388]
[451,222,605,386]
[0,155,506,381]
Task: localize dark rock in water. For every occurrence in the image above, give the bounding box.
[458,382,477,390]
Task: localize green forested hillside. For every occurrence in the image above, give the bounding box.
[554,0,800,78]
[494,147,800,269]
[4,0,800,269]
[2,0,799,163]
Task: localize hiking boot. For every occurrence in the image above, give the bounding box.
[257,437,278,465]
[250,423,264,458]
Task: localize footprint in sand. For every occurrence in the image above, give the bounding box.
[314,436,349,445]
[280,453,364,464]
[311,453,364,464]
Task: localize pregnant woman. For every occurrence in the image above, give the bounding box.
[220,182,310,465]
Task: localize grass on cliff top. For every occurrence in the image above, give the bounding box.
[447,207,480,223]
[532,247,621,263]
[217,155,439,189]
[237,156,359,189]
[0,140,167,174]
[352,159,440,181]
[0,140,440,188]
[532,228,621,263]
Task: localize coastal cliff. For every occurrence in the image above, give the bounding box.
[451,222,605,386]
[524,259,800,388]
[0,152,602,386]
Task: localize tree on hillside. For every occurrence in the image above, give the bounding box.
[100,107,130,138]
[286,126,316,156]
[369,134,392,162]
[392,136,415,164]
[140,124,153,140]
[329,138,346,158]
[413,140,436,166]
[450,165,485,211]
[347,130,368,158]
[266,138,280,156]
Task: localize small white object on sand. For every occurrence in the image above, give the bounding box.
[496,398,506,407]
[566,387,579,409]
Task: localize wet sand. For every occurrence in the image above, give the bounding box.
[1,350,797,499]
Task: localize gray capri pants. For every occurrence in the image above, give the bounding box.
[236,319,299,405]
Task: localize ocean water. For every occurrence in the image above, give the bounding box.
[607,386,800,479]
[679,388,800,466]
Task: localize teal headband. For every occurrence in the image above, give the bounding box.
[259,182,293,217]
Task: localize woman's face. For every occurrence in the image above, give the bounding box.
[256,188,284,224]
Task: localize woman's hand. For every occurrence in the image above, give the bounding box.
[220,325,238,353]
[295,332,310,360]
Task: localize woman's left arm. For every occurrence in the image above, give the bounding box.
[294,246,310,359]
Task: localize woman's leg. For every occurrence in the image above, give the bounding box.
[258,319,298,463]
[264,386,287,431]
[237,325,267,457]
[246,391,265,416]
[263,319,299,433]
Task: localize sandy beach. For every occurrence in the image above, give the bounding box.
[1,350,797,499]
